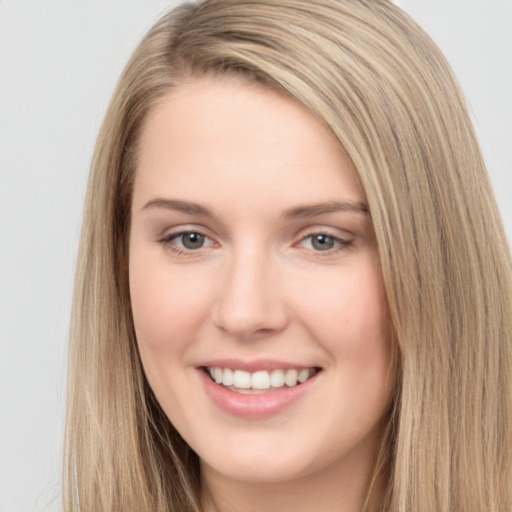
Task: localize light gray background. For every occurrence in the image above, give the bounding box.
[0,1,510,511]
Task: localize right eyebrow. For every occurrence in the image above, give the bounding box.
[141,198,214,217]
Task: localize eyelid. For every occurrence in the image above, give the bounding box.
[295,225,354,241]
[294,227,354,255]
[157,223,214,240]
[298,233,350,247]
[172,232,215,246]
[157,225,218,255]
[156,224,355,257]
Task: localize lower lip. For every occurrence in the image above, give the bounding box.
[199,369,319,419]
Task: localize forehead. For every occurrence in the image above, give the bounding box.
[133,77,364,211]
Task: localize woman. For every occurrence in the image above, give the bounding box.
[64,1,512,511]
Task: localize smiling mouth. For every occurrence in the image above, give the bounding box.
[204,366,321,394]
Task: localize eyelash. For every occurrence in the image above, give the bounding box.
[158,231,216,256]
[158,230,353,257]
[296,232,353,255]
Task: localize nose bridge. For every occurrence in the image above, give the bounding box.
[213,242,286,338]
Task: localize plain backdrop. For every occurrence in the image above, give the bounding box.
[0,1,510,511]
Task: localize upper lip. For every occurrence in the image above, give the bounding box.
[197,358,320,372]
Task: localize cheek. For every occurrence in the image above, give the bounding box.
[129,256,212,359]
[293,261,393,407]
[294,263,391,353]
[128,256,215,423]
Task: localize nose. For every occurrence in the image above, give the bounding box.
[212,248,289,340]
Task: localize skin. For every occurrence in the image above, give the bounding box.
[129,77,393,512]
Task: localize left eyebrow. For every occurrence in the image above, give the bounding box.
[282,200,368,219]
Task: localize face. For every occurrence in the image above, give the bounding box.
[129,77,392,490]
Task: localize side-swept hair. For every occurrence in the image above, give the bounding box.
[65,1,512,510]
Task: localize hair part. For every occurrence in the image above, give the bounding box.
[65,1,512,511]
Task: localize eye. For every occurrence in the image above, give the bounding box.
[309,234,336,251]
[176,232,207,250]
[299,233,352,252]
[160,231,215,253]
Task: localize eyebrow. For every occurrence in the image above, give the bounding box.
[282,200,368,219]
[142,198,214,216]
[141,197,368,218]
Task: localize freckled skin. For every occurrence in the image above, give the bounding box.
[129,77,393,512]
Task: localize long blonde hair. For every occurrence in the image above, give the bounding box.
[64,1,512,510]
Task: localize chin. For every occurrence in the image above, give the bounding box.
[201,453,312,484]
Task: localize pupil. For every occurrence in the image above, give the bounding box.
[183,233,204,249]
[312,234,334,251]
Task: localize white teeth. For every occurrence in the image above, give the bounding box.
[233,370,252,389]
[285,369,298,387]
[214,367,223,384]
[270,369,285,388]
[298,368,309,383]
[223,367,234,386]
[251,371,270,390]
[207,366,316,392]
